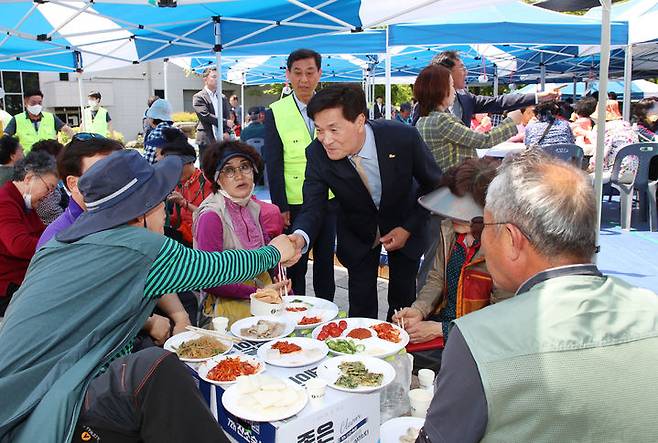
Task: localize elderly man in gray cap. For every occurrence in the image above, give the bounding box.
[416,150,658,443]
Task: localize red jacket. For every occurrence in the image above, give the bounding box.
[169,169,213,245]
[0,181,45,296]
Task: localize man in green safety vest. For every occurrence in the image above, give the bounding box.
[3,89,73,153]
[263,48,336,300]
[80,90,112,137]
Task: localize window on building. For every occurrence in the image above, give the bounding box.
[54,107,81,127]
[59,73,70,82]
[0,71,43,115]
[154,89,164,99]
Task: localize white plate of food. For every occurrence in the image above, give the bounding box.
[311,318,409,358]
[164,331,233,363]
[282,296,339,330]
[257,337,329,368]
[380,417,425,443]
[222,374,308,422]
[230,315,295,342]
[197,354,265,386]
[317,355,395,393]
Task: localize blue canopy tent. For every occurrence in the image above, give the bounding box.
[516,79,658,100]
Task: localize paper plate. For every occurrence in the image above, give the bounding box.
[282,296,339,330]
[312,318,409,358]
[380,417,425,443]
[163,331,233,363]
[317,354,395,393]
[197,354,265,386]
[222,376,308,422]
[257,337,329,368]
[230,315,295,342]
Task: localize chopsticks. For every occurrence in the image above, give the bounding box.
[278,263,289,298]
[393,309,405,330]
[185,325,241,343]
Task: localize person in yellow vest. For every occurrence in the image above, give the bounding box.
[3,90,73,153]
[80,90,112,137]
[417,149,658,443]
[263,48,336,300]
[0,88,12,134]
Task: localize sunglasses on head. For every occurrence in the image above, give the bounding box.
[72,133,107,142]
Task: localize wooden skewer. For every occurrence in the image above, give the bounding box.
[185,325,241,343]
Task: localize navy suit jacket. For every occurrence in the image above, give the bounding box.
[293,120,442,268]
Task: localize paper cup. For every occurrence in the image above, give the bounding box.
[250,293,284,316]
[306,378,327,402]
[418,369,435,390]
[409,388,433,418]
[212,317,229,333]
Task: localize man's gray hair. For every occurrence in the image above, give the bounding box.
[486,150,597,259]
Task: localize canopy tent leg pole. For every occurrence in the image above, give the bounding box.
[593,0,612,263]
[77,73,86,130]
[163,58,169,100]
[385,26,392,120]
[573,76,577,101]
[214,16,223,140]
[241,72,245,126]
[493,65,499,98]
[623,44,633,121]
[540,54,546,92]
[74,51,87,131]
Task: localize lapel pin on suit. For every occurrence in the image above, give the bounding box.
[388,154,396,159]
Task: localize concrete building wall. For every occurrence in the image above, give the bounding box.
[38,62,281,142]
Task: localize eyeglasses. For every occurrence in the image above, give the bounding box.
[36,174,56,194]
[72,132,107,142]
[470,216,533,241]
[219,163,253,179]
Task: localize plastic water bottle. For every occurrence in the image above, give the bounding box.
[380,351,412,424]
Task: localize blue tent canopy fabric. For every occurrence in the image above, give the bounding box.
[389,2,629,46]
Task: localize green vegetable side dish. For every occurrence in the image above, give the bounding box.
[335,361,383,389]
[326,339,366,354]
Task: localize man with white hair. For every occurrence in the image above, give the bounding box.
[416,150,658,443]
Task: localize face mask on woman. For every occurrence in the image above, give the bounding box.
[219,183,255,207]
[22,179,34,210]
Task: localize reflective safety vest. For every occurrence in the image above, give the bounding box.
[270,94,333,205]
[83,107,109,137]
[14,112,57,152]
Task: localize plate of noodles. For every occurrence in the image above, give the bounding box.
[164,331,233,363]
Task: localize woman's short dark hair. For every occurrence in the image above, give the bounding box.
[31,139,64,157]
[57,137,123,189]
[12,150,58,181]
[307,84,367,122]
[533,100,561,122]
[0,135,20,165]
[439,157,500,208]
[23,90,44,99]
[574,96,597,118]
[201,140,264,193]
[414,64,452,118]
[286,49,321,71]
[160,127,196,160]
[632,98,656,126]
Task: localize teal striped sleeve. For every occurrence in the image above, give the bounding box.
[144,238,281,299]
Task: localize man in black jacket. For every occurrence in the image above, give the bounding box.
[289,85,442,319]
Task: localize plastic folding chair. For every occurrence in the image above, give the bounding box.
[541,143,584,167]
[609,143,658,231]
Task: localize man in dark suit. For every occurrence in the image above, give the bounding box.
[289,85,442,320]
[192,67,231,164]
[373,95,385,120]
